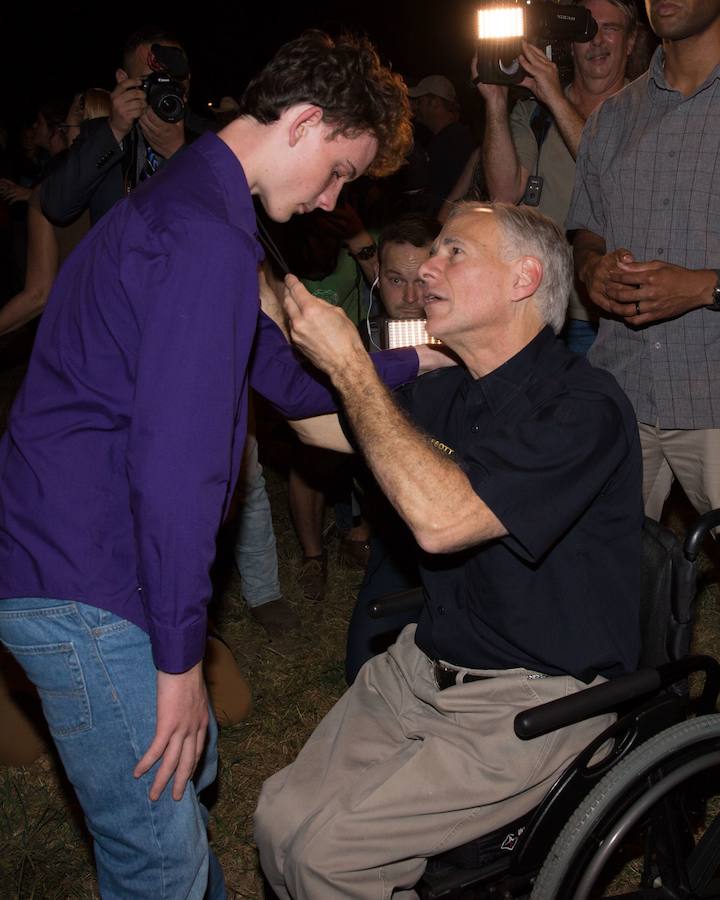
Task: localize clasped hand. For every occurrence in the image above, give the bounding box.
[585,249,712,325]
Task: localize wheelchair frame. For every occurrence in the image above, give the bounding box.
[369,510,720,899]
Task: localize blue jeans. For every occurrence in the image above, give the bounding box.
[233,432,281,608]
[562,318,598,355]
[0,597,225,900]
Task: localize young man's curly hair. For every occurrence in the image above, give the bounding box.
[238,31,412,178]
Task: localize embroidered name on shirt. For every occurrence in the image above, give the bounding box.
[431,439,455,458]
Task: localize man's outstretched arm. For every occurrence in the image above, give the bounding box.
[283,275,506,554]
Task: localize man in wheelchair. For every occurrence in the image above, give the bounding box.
[254,203,644,899]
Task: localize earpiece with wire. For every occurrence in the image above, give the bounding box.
[366,275,383,351]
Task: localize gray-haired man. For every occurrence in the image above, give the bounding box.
[255,203,642,899]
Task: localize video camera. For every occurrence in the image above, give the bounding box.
[140,43,189,123]
[474,0,597,85]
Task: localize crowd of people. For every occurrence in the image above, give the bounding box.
[0,1,719,897]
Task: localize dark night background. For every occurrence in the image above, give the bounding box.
[2,1,649,128]
[3,2,487,126]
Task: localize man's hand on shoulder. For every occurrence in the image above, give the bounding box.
[139,108,186,160]
[134,660,208,801]
[415,344,459,374]
[109,78,147,144]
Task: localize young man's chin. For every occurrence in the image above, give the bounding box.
[258,195,295,224]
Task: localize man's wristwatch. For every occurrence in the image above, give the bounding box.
[351,243,377,261]
[708,270,720,310]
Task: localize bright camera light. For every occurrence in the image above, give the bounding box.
[385,319,442,350]
[477,6,525,39]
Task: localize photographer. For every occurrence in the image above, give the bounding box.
[41,25,206,226]
[476,0,637,352]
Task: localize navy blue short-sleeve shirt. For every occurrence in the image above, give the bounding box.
[389,327,643,682]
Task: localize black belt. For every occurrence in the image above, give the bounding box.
[433,661,493,691]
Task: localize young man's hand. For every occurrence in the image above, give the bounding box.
[134,661,209,801]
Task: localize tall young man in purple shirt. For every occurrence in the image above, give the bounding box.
[0,32,426,899]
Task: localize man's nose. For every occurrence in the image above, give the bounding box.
[418,257,438,281]
[315,180,343,213]
[405,282,422,305]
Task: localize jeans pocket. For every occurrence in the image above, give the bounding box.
[3,641,92,738]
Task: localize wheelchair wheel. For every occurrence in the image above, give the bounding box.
[530,714,720,900]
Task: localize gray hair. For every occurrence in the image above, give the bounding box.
[575,0,638,34]
[447,202,573,334]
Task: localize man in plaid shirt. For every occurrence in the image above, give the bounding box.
[567,0,720,519]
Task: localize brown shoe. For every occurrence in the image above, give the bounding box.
[205,635,252,726]
[249,597,301,637]
[298,553,327,603]
[338,536,371,571]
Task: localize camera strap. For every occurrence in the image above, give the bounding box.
[530,103,553,174]
[520,102,553,207]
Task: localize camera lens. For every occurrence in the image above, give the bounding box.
[156,93,184,123]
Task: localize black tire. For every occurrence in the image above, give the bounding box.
[530,714,720,900]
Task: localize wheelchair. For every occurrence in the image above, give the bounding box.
[368,510,720,899]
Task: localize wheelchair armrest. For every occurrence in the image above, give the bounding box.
[368,587,424,619]
[514,654,720,739]
[514,668,661,740]
[684,508,720,561]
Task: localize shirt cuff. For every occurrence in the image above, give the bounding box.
[371,347,418,388]
[149,616,208,674]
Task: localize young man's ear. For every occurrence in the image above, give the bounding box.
[512,256,543,301]
[116,68,129,85]
[288,106,324,147]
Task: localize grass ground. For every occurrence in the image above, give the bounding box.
[0,360,718,899]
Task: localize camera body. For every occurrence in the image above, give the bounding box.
[140,71,185,123]
[475,0,598,85]
[140,43,189,123]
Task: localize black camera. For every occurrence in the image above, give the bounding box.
[475,0,598,85]
[140,72,185,123]
[140,43,189,123]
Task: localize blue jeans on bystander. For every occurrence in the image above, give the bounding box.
[233,432,281,609]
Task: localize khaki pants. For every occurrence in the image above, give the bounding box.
[640,423,720,521]
[254,625,612,900]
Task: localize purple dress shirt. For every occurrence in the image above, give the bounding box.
[0,132,418,672]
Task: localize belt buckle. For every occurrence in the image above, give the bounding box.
[433,661,458,690]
